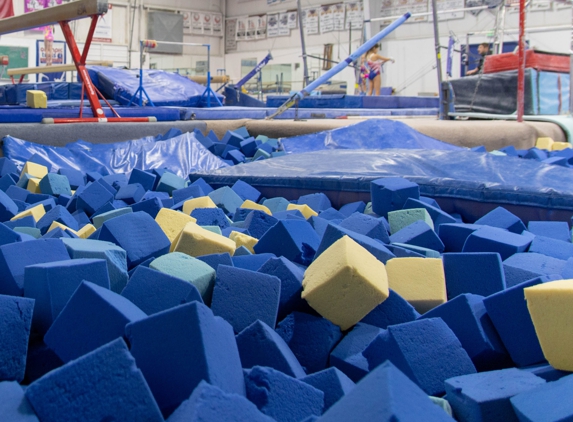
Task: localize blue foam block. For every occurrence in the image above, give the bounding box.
[475,206,527,234]
[329,323,383,382]
[389,220,445,252]
[226,149,246,164]
[172,185,205,204]
[503,252,566,276]
[191,207,230,229]
[233,208,252,222]
[420,294,511,371]
[254,220,320,266]
[121,265,203,315]
[338,201,366,217]
[27,193,53,205]
[211,265,281,333]
[232,253,275,271]
[0,189,18,222]
[243,210,279,239]
[521,364,572,382]
[483,277,546,367]
[524,147,548,160]
[209,186,244,215]
[527,221,570,242]
[44,280,146,363]
[445,368,546,422]
[130,196,162,219]
[189,177,214,195]
[297,193,332,212]
[75,181,114,216]
[462,227,532,260]
[439,223,482,252]
[0,295,34,382]
[528,235,573,260]
[301,367,355,411]
[196,252,233,270]
[363,318,477,396]
[235,320,306,378]
[240,138,261,157]
[0,381,39,421]
[23,339,64,384]
[24,258,110,333]
[58,168,85,190]
[6,185,29,203]
[244,366,324,422]
[318,207,346,221]
[98,211,170,269]
[391,242,441,257]
[36,205,79,235]
[370,177,420,218]
[25,338,163,422]
[315,222,395,264]
[276,312,342,374]
[0,173,16,193]
[102,174,128,191]
[361,289,420,329]
[222,130,245,148]
[387,243,426,258]
[156,172,186,196]
[309,215,334,239]
[232,180,261,202]
[0,238,70,296]
[318,361,454,422]
[126,301,245,416]
[419,196,441,208]
[338,212,390,243]
[274,209,306,220]
[26,197,56,212]
[39,173,72,197]
[128,169,157,192]
[503,263,543,288]
[258,256,305,320]
[443,252,506,299]
[402,197,457,231]
[0,157,18,176]
[114,183,145,205]
[511,373,573,421]
[167,380,274,422]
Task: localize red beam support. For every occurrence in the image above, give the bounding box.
[517,0,526,122]
[81,15,99,64]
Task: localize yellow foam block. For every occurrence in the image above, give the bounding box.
[48,221,79,236]
[11,204,46,223]
[182,196,217,215]
[552,142,572,151]
[77,224,96,239]
[20,161,48,179]
[171,222,236,257]
[302,235,389,330]
[287,203,318,219]
[26,90,48,109]
[229,231,258,253]
[155,208,197,243]
[385,257,447,313]
[535,137,554,151]
[525,279,573,371]
[240,200,272,216]
[26,177,42,193]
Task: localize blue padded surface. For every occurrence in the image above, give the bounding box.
[266,95,439,109]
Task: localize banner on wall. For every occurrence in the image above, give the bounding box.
[36,40,66,81]
[236,17,247,41]
[192,12,203,33]
[320,5,334,33]
[212,13,223,35]
[203,13,212,32]
[225,18,237,52]
[278,12,290,35]
[93,4,113,43]
[302,7,319,35]
[286,10,298,28]
[333,3,345,30]
[257,15,267,39]
[246,17,256,40]
[267,13,279,37]
[344,1,363,29]
[380,0,427,24]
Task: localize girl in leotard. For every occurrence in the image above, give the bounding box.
[366,44,394,96]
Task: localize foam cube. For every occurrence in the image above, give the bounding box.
[231,180,261,202]
[301,367,355,411]
[511,373,573,421]
[263,197,290,213]
[388,208,434,234]
[11,203,45,223]
[302,236,389,330]
[402,198,457,230]
[236,320,306,378]
[197,252,233,270]
[420,294,511,371]
[154,208,197,243]
[287,203,318,219]
[0,158,18,177]
[0,381,39,421]
[475,207,527,234]
[524,280,573,371]
[126,301,245,416]
[389,220,444,252]
[0,295,34,382]
[229,230,258,253]
[149,252,216,303]
[443,252,506,299]
[190,207,230,229]
[240,199,272,215]
[131,196,162,219]
[167,381,274,422]
[360,288,420,329]
[172,185,205,205]
[0,189,19,222]
[276,312,342,374]
[6,185,29,202]
[318,361,454,422]
[363,318,477,396]
[35,205,78,235]
[98,211,170,269]
[317,207,345,221]
[0,238,70,296]
[391,242,440,257]
[338,201,366,217]
[385,257,447,313]
[552,141,573,150]
[25,338,163,422]
[254,219,320,266]
[24,258,110,333]
[274,209,306,220]
[338,212,390,243]
[75,181,114,216]
[462,226,532,260]
[39,173,71,197]
[244,366,324,422]
[62,238,128,293]
[44,280,146,363]
[20,161,48,180]
[243,210,279,239]
[258,256,305,320]
[504,252,566,276]
[208,186,244,215]
[529,235,573,260]
[527,221,570,242]
[370,177,419,218]
[171,221,236,257]
[445,368,546,422]
[483,277,546,367]
[0,221,27,246]
[297,193,332,212]
[232,252,274,271]
[155,172,185,195]
[211,265,280,332]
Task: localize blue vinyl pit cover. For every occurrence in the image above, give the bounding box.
[3,131,229,178]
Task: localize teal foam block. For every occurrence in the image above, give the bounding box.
[462,227,532,260]
[44,280,146,363]
[244,366,324,422]
[402,198,456,231]
[360,289,420,329]
[317,361,454,422]
[39,173,72,197]
[92,207,133,229]
[114,183,145,205]
[98,211,171,269]
[301,367,355,411]
[167,381,274,422]
[338,213,390,243]
[121,265,203,315]
[62,238,128,293]
[15,227,41,238]
[149,253,216,304]
[276,312,342,374]
[504,252,567,276]
[126,302,245,417]
[370,177,420,218]
[0,381,39,421]
[389,220,444,253]
[511,374,573,421]
[445,368,546,422]
[24,258,110,334]
[0,295,34,382]
[208,186,244,215]
[156,172,186,196]
[236,320,306,379]
[363,318,477,396]
[211,265,280,333]
[474,206,527,234]
[388,208,434,234]
[329,323,383,382]
[25,339,163,422]
[0,238,70,296]
[443,252,506,299]
[263,197,290,213]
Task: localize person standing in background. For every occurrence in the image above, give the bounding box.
[466,42,490,76]
[366,44,394,96]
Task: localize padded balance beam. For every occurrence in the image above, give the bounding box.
[188,76,230,84]
[8,61,113,77]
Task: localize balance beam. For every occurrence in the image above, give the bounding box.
[8,61,113,77]
[188,75,230,84]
